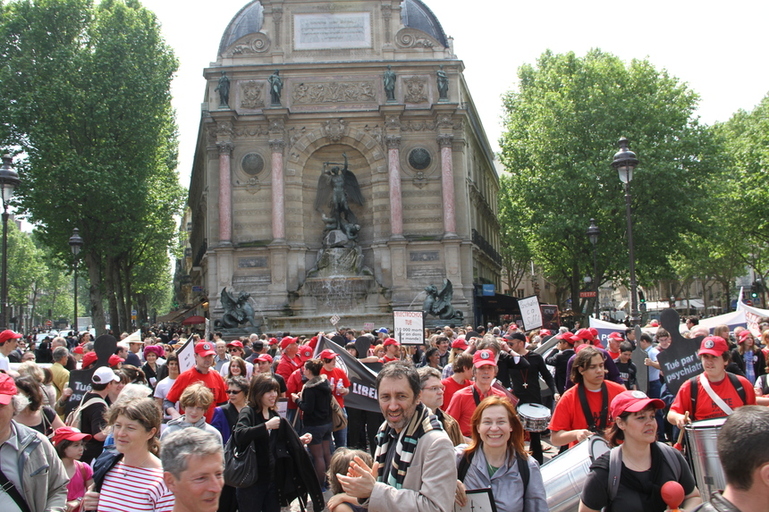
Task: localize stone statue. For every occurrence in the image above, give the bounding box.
[436,65,448,101]
[314,153,365,239]
[423,279,463,320]
[215,288,258,329]
[384,65,396,102]
[215,71,230,108]
[268,70,283,105]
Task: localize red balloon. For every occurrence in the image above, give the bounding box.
[661,481,685,508]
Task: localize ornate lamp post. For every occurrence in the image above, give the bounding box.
[612,137,640,326]
[68,228,84,332]
[586,218,601,319]
[0,155,20,328]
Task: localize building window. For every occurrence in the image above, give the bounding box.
[516,289,525,298]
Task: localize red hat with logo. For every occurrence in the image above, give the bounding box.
[227,340,244,349]
[698,336,728,357]
[0,374,17,405]
[269,337,278,345]
[256,354,274,364]
[451,338,469,350]
[280,336,299,350]
[473,349,497,368]
[383,338,399,347]
[556,332,576,346]
[318,349,337,360]
[194,341,216,357]
[575,328,594,341]
[297,345,314,362]
[609,390,665,419]
[51,426,92,446]
[108,354,124,367]
[608,332,624,342]
[81,351,98,368]
[739,330,754,342]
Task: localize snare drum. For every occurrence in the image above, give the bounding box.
[517,403,552,432]
[685,417,726,502]
[541,436,610,512]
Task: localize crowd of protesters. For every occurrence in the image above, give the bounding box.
[0,316,767,512]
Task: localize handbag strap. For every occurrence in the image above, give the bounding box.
[0,466,32,512]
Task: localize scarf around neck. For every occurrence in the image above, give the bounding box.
[374,402,443,489]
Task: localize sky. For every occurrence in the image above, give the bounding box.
[139,0,769,188]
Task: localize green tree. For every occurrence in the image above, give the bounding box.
[0,0,183,333]
[499,49,721,319]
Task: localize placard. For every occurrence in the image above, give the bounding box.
[294,13,372,50]
[176,337,196,374]
[657,308,704,394]
[454,488,498,512]
[393,311,424,345]
[518,295,543,330]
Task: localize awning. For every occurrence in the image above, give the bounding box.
[182,315,206,325]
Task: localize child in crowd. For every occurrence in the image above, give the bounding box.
[326,448,373,512]
[613,342,638,390]
[53,426,94,512]
[160,382,222,442]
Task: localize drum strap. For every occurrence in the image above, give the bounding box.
[578,383,608,432]
[699,374,733,415]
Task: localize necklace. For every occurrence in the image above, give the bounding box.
[121,453,153,476]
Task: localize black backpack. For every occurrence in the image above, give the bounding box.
[689,373,746,421]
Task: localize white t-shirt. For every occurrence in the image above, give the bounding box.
[0,352,9,372]
[153,377,178,420]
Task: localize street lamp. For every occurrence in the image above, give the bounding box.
[612,137,640,326]
[586,218,600,319]
[0,155,20,328]
[68,228,84,333]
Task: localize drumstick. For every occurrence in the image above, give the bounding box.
[673,412,689,451]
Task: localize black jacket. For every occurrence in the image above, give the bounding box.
[296,376,332,427]
[274,417,324,511]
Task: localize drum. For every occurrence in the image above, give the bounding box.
[517,403,551,432]
[685,417,726,502]
[541,436,610,512]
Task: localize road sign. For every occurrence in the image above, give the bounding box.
[45,319,53,327]
[579,291,597,298]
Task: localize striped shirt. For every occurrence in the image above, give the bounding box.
[97,461,174,512]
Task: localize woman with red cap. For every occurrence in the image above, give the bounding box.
[579,390,701,512]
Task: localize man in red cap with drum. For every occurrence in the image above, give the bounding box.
[667,336,756,429]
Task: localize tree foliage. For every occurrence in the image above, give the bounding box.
[0,0,184,333]
[499,49,722,318]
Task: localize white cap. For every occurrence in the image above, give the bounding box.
[92,366,120,385]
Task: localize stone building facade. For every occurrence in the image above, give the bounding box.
[185,0,501,332]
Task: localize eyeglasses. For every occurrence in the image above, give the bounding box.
[226,389,243,395]
[228,349,242,353]
[422,386,445,393]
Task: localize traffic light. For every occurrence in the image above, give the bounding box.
[638,291,646,304]
[752,280,761,298]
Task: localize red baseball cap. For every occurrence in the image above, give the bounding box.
[608,332,624,342]
[556,332,576,345]
[280,336,298,350]
[575,328,594,341]
[194,341,216,357]
[739,330,754,342]
[473,349,497,368]
[698,336,728,357]
[52,426,92,446]
[297,345,314,362]
[0,374,16,405]
[269,337,278,345]
[108,354,124,367]
[227,340,244,349]
[451,338,469,350]
[610,390,665,419]
[0,329,22,344]
[318,349,337,360]
[73,345,85,355]
[383,338,399,347]
[539,329,551,337]
[81,351,98,368]
[256,354,274,364]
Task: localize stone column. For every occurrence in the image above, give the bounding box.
[438,134,456,236]
[270,139,286,241]
[216,141,234,244]
[386,135,403,238]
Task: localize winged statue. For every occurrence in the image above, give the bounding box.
[216,288,258,329]
[314,153,365,239]
[423,279,463,320]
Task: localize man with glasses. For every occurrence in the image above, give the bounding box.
[417,367,463,446]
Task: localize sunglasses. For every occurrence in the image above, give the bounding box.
[226,389,243,395]
[228,348,242,353]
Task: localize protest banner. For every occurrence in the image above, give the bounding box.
[518,295,543,330]
[64,334,116,415]
[316,337,380,413]
[657,308,705,395]
[393,310,424,345]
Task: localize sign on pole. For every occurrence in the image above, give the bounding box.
[518,295,543,330]
[392,311,424,345]
[176,337,196,374]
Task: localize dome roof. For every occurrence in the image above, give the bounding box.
[218,1,264,56]
[400,0,448,47]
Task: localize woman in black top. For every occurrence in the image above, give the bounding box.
[292,358,333,489]
[13,375,64,436]
[579,390,701,512]
[233,374,282,512]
